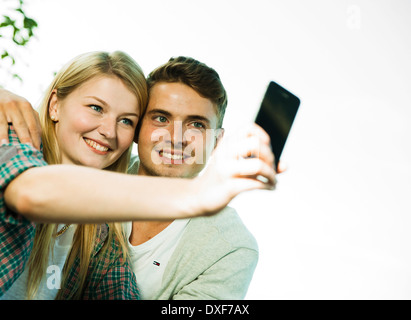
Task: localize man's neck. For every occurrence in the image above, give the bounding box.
[129,165,174,246]
[130,220,174,246]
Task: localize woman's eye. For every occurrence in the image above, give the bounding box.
[90,105,103,113]
[120,118,133,126]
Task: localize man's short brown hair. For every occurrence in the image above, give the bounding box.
[147,56,227,128]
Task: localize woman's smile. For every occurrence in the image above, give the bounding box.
[83,137,111,154]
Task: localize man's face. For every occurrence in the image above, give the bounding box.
[137,82,222,178]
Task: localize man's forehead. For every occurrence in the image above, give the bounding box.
[146,83,219,124]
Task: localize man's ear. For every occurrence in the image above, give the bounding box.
[48,90,59,122]
[213,128,225,149]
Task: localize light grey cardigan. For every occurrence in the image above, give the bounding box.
[153,207,258,300]
[128,156,259,300]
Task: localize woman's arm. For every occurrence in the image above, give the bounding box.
[4,124,276,224]
[1,89,276,224]
[5,164,200,223]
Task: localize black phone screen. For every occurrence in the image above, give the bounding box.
[255,81,300,169]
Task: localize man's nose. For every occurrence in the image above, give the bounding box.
[169,121,186,147]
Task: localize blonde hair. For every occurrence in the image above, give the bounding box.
[26,51,148,299]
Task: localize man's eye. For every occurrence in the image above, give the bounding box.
[154,116,167,123]
[90,105,103,113]
[192,122,205,129]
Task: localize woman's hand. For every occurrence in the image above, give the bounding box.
[191,123,277,216]
[0,88,42,149]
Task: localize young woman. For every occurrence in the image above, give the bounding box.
[1,50,148,300]
[0,51,276,299]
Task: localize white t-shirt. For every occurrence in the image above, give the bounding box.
[1,224,75,300]
[123,219,189,300]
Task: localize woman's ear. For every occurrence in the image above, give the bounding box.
[48,90,59,122]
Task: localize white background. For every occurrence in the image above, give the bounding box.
[2,0,411,299]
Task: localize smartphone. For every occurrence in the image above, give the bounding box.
[255,81,300,171]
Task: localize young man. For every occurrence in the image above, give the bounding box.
[124,57,259,299]
[0,57,273,299]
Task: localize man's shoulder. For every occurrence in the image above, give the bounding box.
[158,207,258,300]
[185,206,258,252]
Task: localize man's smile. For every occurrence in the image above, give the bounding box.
[157,149,192,163]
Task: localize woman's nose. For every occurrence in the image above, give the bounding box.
[97,117,117,139]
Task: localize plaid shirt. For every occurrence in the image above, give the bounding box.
[0,127,46,297]
[59,224,140,300]
[0,126,140,299]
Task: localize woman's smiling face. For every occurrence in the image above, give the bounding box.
[50,75,139,169]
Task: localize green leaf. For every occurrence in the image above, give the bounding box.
[1,0,40,84]
[24,17,38,29]
[12,74,23,82]
[13,37,29,46]
[0,51,16,65]
[0,16,15,27]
